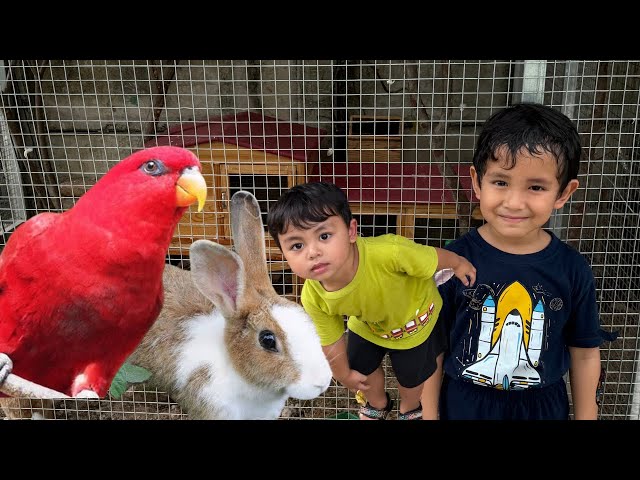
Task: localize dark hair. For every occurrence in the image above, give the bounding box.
[267,182,353,250]
[472,103,582,192]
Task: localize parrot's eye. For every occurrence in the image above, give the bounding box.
[141,160,165,176]
[259,330,278,352]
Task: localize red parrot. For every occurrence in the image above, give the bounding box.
[0,146,207,398]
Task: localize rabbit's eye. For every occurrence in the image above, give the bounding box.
[259,330,278,352]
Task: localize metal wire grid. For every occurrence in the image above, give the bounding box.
[0,60,638,420]
[0,110,26,237]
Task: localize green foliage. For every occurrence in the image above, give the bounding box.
[329,411,359,420]
[109,362,152,399]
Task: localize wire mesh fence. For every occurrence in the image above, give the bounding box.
[0,60,638,419]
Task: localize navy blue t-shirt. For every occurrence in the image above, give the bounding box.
[439,228,604,390]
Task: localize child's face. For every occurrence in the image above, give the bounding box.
[471,146,579,247]
[277,215,358,284]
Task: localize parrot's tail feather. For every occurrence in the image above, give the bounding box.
[0,373,70,399]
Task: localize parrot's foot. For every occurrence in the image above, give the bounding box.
[74,389,100,399]
[0,353,13,386]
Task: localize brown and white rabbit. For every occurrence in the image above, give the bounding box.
[127,190,333,419]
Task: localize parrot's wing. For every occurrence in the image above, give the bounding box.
[0,212,61,351]
[0,212,60,262]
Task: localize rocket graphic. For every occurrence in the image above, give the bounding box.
[460,281,542,390]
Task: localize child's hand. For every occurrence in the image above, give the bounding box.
[340,369,368,393]
[453,255,476,287]
[435,247,477,288]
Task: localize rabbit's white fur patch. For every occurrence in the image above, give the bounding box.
[173,304,331,419]
[271,304,333,399]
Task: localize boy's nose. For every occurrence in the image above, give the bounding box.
[503,189,525,209]
[307,244,321,259]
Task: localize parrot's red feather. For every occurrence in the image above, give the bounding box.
[0,146,202,397]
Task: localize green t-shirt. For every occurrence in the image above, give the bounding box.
[301,234,443,350]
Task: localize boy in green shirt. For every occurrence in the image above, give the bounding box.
[267,182,476,419]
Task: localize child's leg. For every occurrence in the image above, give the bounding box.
[346,331,391,420]
[390,336,445,419]
[396,353,443,419]
[397,382,423,415]
[420,352,443,420]
[358,365,389,420]
[390,314,447,419]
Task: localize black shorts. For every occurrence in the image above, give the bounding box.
[347,315,448,389]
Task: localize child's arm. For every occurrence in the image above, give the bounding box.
[568,346,601,420]
[433,247,477,287]
[322,335,368,393]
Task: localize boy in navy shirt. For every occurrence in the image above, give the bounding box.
[435,103,614,420]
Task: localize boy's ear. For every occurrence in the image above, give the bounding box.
[348,218,358,243]
[470,166,482,199]
[554,179,579,209]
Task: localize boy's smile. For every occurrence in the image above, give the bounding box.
[471,147,579,254]
[278,215,359,291]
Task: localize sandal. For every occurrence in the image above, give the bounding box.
[397,403,422,420]
[358,392,394,420]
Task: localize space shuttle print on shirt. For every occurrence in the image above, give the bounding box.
[459,280,554,390]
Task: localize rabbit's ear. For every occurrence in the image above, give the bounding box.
[230,191,273,292]
[190,239,244,315]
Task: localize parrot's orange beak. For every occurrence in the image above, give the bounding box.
[176,167,207,211]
